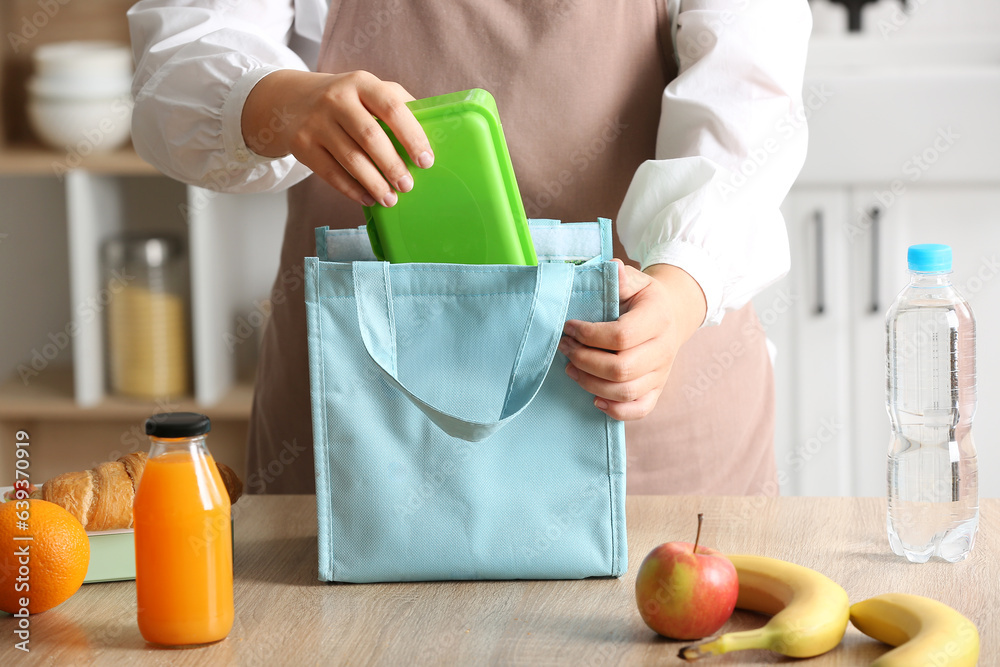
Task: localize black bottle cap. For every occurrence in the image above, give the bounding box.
[145,412,211,438]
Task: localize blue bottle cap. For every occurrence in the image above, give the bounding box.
[907,244,952,273]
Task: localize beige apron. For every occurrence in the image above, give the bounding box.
[246,0,778,496]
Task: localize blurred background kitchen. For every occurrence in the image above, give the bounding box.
[0,0,998,497]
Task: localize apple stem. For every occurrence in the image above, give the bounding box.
[693,513,704,554]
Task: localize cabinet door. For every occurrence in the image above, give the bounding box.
[887,186,1000,499]
[847,190,907,497]
[187,188,287,404]
[752,252,795,495]
[755,187,853,496]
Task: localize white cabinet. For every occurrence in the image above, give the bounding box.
[757,188,854,497]
[846,188,904,500]
[760,32,1000,498]
[0,0,292,484]
[758,185,1000,498]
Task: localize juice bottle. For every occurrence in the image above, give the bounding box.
[134,412,234,645]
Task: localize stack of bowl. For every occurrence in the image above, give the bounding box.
[27,41,133,153]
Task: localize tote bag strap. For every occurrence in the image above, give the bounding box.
[352,261,575,442]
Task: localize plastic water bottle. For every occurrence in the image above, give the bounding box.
[886,244,978,563]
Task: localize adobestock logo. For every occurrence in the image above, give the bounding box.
[6,0,72,53]
[716,83,832,202]
[339,0,404,57]
[871,127,960,212]
[246,439,308,493]
[522,116,628,217]
[17,268,135,385]
[683,289,794,401]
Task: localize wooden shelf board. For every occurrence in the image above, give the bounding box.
[0,144,161,176]
[0,366,252,421]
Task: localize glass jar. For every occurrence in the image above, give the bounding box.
[102,235,189,398]
[134,412,234,646]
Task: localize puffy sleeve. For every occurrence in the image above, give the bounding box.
[127,0,316,193]
[615,0,812,326]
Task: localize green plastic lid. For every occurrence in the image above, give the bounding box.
[363,89,537,265]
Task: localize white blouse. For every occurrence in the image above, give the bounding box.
[128,0,812,327]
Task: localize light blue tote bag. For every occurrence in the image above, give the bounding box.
[305,219,626,583]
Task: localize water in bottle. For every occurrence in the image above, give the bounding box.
[885,244,978,563]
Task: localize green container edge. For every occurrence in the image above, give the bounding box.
[362,88,537,265]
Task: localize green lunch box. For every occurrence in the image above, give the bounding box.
[363,88,537,265]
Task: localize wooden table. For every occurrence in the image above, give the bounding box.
[3,496,997,665]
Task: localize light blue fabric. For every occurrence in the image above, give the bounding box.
[305,220,627,583]
[319,221,608,264]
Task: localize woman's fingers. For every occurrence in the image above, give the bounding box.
[358,79,434,169]
[558,334,667,384]
[564,361,663,405]
[297,142,375,207]
[558,334,671,421]
[556,262,706,422]
[325,117,401,207]
[329,74,433,204]
[563,308,660,353]
[243,69,434,205]
[597,388,663,421]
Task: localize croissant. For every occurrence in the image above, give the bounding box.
[41,451,244,531]
[215,461,244,506]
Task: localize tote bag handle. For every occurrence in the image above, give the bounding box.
[352,261,575,442]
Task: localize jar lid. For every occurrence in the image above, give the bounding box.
[145,412,211,438]
[103,235,182,268]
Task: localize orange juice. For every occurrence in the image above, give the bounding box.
[134,439,233,645]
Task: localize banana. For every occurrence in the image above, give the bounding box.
[850,593,980,667]
[678,554,849,661]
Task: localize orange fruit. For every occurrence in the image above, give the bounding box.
[0,499,90,614]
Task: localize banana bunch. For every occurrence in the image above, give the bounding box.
[678,554,850,661]
[674,555,981,665]
[850,593,980,667]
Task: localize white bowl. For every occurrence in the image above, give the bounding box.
[27,95,132,153]
[28,75,132,101]
[33,42,133,81]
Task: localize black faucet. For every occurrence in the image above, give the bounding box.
[820,0,906,33]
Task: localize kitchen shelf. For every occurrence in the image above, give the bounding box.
[0,0,288,412]
[0,365,254,485]
[0,144,159,176]
[0,366,253,421]
[0,0,268,486]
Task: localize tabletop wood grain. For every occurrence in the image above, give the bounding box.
[2,495,996,665]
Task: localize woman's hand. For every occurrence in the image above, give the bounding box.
[559,261,707,421]
[241,69,433,207]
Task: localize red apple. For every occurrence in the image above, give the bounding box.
[634,514,738,640]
